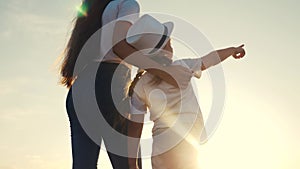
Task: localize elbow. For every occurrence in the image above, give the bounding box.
[112,43,125,60]
[113,39,138,60]
[112,40,133,60]
[201,64,207,71]
[200,57,210,71]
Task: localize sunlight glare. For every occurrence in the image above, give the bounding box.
[76,3,88,17]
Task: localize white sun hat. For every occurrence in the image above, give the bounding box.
[126,14,174,55]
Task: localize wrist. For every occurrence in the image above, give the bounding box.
[128,158,138,165]
[129,164,139,169]
[129,167,139,169]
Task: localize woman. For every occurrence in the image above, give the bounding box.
[59,0,193,169]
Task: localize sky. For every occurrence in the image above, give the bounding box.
[0,0,299,169]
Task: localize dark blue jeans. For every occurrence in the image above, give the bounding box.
[66,62,142,169]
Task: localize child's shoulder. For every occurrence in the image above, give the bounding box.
[133,73,154,96]
[135,72,152,87]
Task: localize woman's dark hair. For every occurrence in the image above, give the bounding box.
[59,0,112,88]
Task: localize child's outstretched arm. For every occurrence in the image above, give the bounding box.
[201,44,246,70]
[128,114,144,169]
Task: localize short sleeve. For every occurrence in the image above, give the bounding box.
[117,0,140,24]
[173,58,202,78]
[130,92,147,115]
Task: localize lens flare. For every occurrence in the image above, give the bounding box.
[76,3,88,17]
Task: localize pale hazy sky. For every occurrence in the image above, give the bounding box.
[0,0,299,169]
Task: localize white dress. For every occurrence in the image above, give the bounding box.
[130,58,207,169]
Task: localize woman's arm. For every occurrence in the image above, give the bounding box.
[127,114,144,169]
[201,44,246,71]
[113,21,192,89]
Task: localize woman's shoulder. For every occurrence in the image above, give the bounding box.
[106,0,139,9]
[113,0,140,7]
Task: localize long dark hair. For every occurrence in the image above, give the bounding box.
[59,0,112,88]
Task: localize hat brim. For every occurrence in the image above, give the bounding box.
[163,21,174,38]
[146,21,174,56]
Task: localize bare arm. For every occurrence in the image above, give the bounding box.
[112,21,192,88]
[127,114,144,169]
[201,44,246,71]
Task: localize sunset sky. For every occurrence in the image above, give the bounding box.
[0,0,299,169]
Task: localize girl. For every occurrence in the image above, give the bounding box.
[126,15,246,169]
[59,0,192,169]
